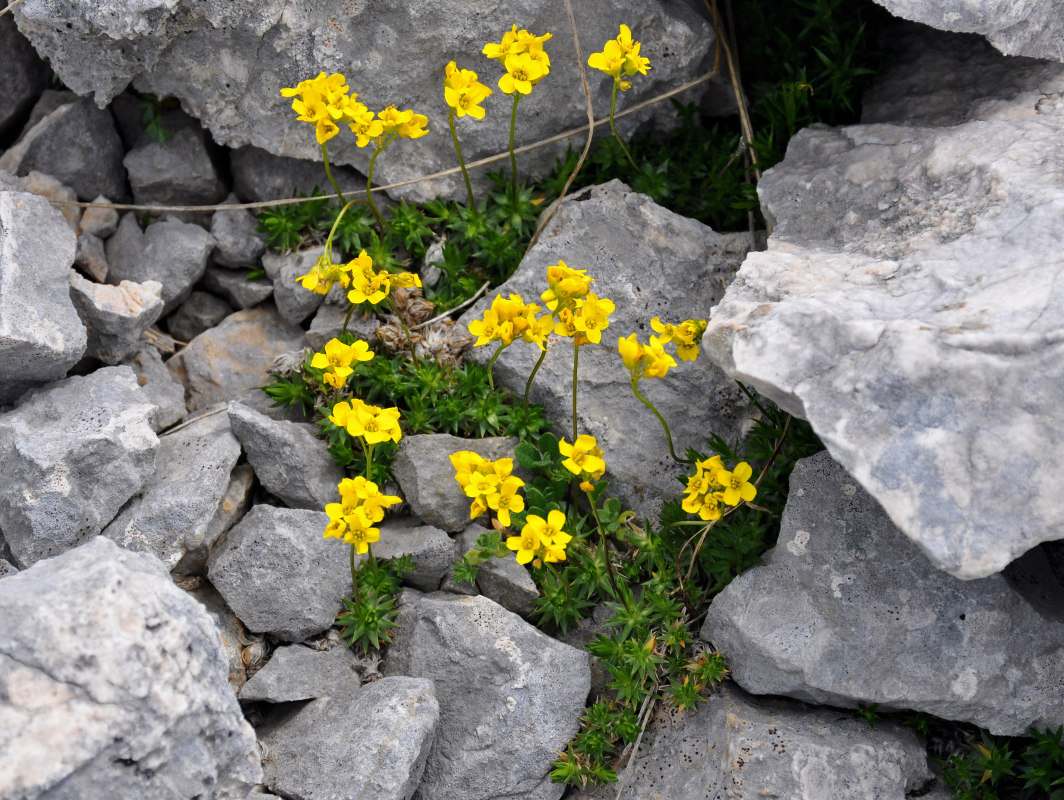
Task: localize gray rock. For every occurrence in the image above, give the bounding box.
[0,537,262,797]
[260,677,439,800]
[68,272,165,364]
[0,94,128,201]
[124,126,226,209]
[120,345,188,431]
[175,463,256,575]
[703,39,1064,579]
[19,169,80,230]
[239,643,361,702]
[14,1,712,201]
[392,434,520,532]
[207,504,352,641]
[107,213,216,313]
[226,400,343,510]
[0,366,158,567]
[211,194,267,268]
[306,300,379,351]
[701,450,1064,736]
[0,13,50,142]
[261,246,327,326]
[461,180,753,519]
[612,681,932,800]
[447,523,539,616]
[873,0,1064,62]
[375,521,456,592]
[167,289,233,343]
[78,194,120,238]
[230,144,366,203]
[384,591,590,800]
[0,168,22,192]
[182,576,259,692]
[0,559,19,579]
[201,265,274,310]
[103,409,240,571]
[166,304,308,416]
[74,230,110,282]
[0,190,85,404]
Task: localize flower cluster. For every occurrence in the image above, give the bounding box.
[588,24,651,89]
[540,262,615,346]
[467,293,553,349]
[507,509,572,565]
[296,248,421,302]
[483,25,552,95]
[650,317,707,362]
[329,398,403,445]
[559,434,606,488]
[451,451,526,526]
[324,476,402,553]
[309,337,374,389]
[280,72,429,146]
[617,333,678,381]
[681,456,756,521]
[444,61,493,120]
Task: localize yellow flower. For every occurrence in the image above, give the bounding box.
[717,461,757,506]
[280,72,353,145]
[506,525,543,565]
[618,333,644,371]
[483,26,551,64]
[558,434,606,481]
[391,271,423,289]
[468,308,514,347]
[378,105,430,139]
[499,51,546,95]
[347,106,384,147]
[444,61,493,120]
[343,509,381,554]
[541,261,592,312]
[651,317,707,361]
[296,253,347,295]
[487,476,526,528]
[588,25,651,83]
[346,403,402,444]
[572,293,614,344]
[310,337,373,379]
[643,335,677,379]
[346,251,392,305]
[588,39,626,78]
[516,510,570,563]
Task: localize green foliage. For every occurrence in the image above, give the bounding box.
[337,554,415,652]
[136,92,173,146]
[941,727,1064,800]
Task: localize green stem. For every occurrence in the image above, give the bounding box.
[571,343,580,443]
[324,199,359,263]
[448,110,477,210]
[508,93,522,194]
[485,341,509,391]
[630,377,689,464]
[367,542,377,569]
[366,135,395,234]
[349,543,360,601]
[364,441,375,481]
[587,495,629,609]
[523,347,548,413]
[341,303,356,336]
[321,142,347,205]
[609,79,639,173]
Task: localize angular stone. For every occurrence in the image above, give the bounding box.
[873,0,1064,62]
[393,433,520,532]
[0,559,17,579]
[374,521,456,593]
[166,304,308,416]
[120,345,187,431]
[448,523,539,616]
[701,450,1064,736]
[384,591,590,800]
[207,504,351,641]
[306,299,379,351]
[14,2,711,201]
[703,38,1064,579]
[461,180,753,519]
[0,14,49,142]
[74,230,109,282]
[226,400,344,510]
[174,463,255,576]
[78,194,120,238]
[68,272,164,364]
[0,190,85,404]
[124,126,226,208]
[0,537,262,797]
[231,145,366,203]
[261,246,327,326]
[0,94,128,201]
[260,677,438,800]
[0,367,158,567]
[182,577,258,692]
[201,265,274,310]
[239,643,361,703]
[166,289,233,343]
[211,193,267,268]
[103,409,240,571]
[19,170,80,230]
[107,213,216,313]
[611,681,932,800]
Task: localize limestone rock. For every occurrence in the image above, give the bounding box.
[238,643,361,703]
[124,126,226,208]
[702,37,1064,578]
[201,265,274,310]
[18,170,80,230]
[103,409,240,571]
[0,367,158,567]
[0,13,49,142]
[260,246,327,326]
[68,272,165,364]
[374,521,456,593]
[461,180,753,519]
[0,537,262,797]
[174,463,255,576]
[447,523,539,616]
[166,290,233,343]
[210,193,267,268]
[74,230,109,282]
[260,677,438,800]
[384,591,590,800]
[182,577,258,692]
[0,190,85,404]
[120,345,188,430]
[701,451,1064,736]
[230,144,365,203]
[78,194,120,238]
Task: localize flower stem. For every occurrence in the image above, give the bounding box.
[508,93,522,194]
[609,80,639,173]
[349,543,360,601]
[341,303,356,336]
[523,347,548,413]
[587,493,628,609]
[630,377,689,464]
[321,142,347,205]
[325,199,359,263]
[366,136,395,234]
[364,441,375,480]
[448,110,477,210]
[485,341,509,391]
[571,343,580,443]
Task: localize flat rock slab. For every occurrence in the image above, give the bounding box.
[260,677,439,800]
[461,180,753,519]
[703,39,1064,579]
[701,450,1064,736]
[384,591,590,800]
[0,190,84,404]
[0,366,158,567]
[0,537,261,798]
[610,681,932,800]
[239,643,361,703]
